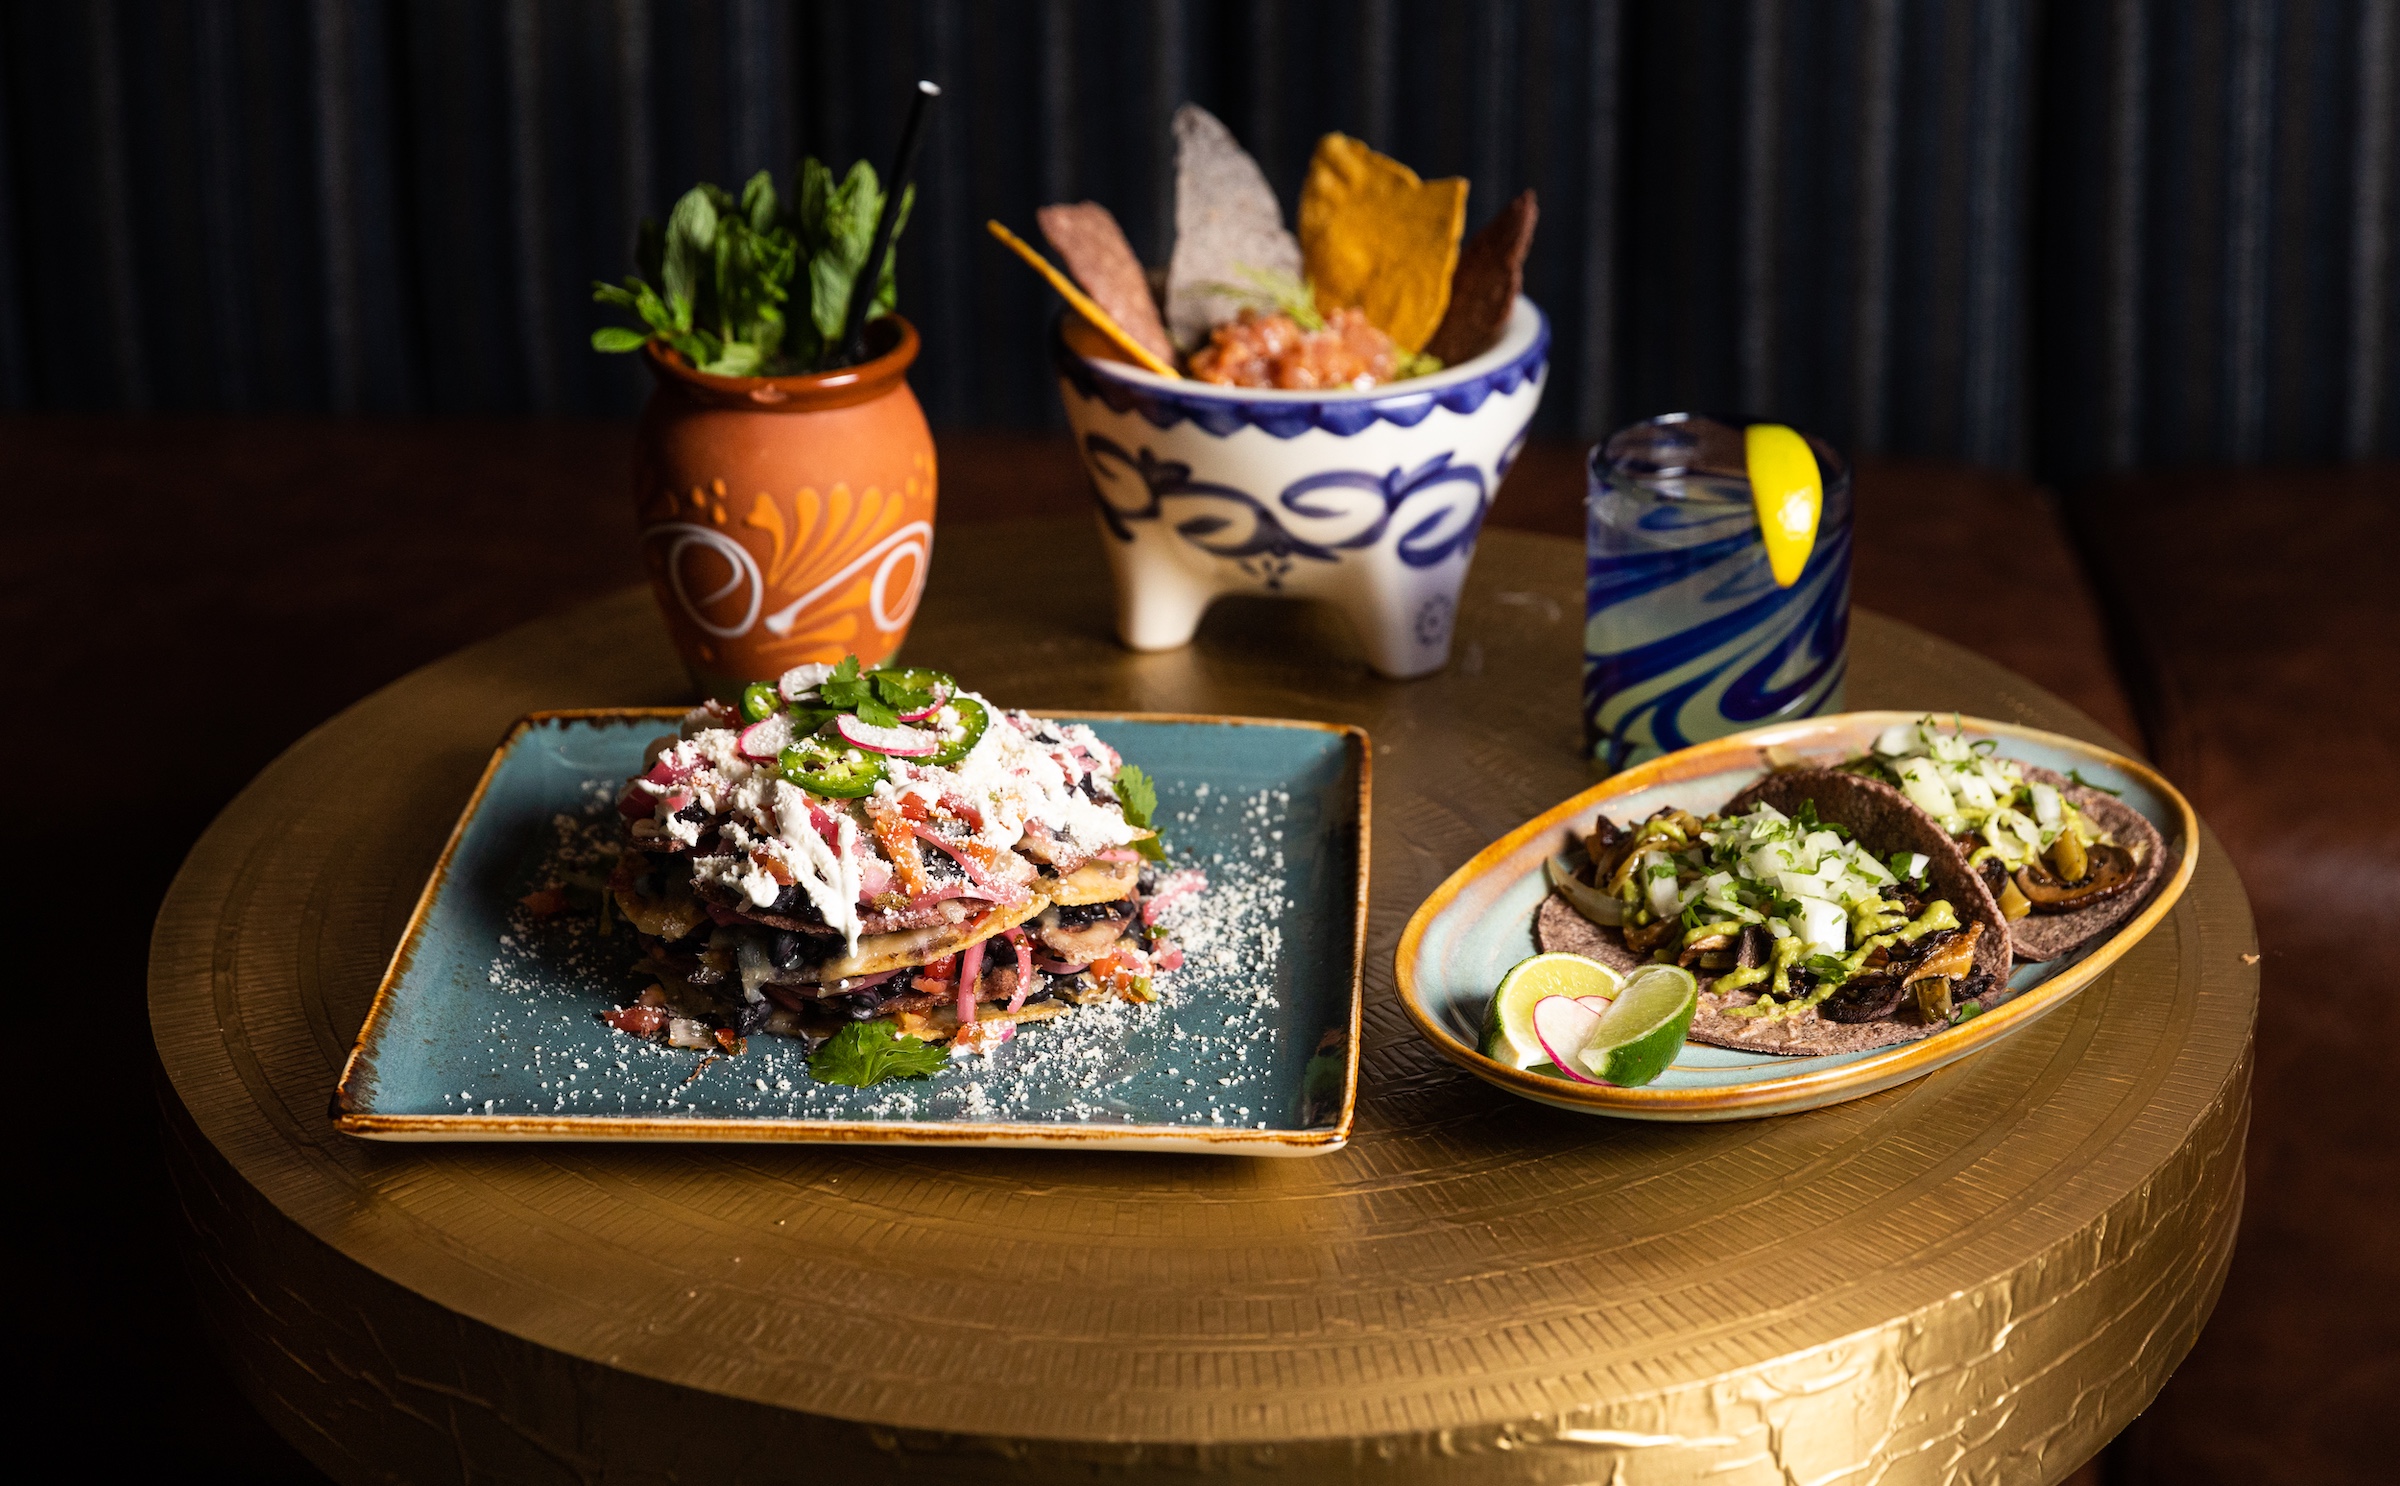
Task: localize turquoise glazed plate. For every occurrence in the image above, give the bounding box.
[335,710,1367,1154]
[1395,713,2196,1122]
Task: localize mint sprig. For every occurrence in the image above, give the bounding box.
[592,161,914,376]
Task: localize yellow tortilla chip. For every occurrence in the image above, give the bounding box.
[1297,134,1467,353]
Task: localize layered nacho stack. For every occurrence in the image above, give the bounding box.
[1007,104,1538,390]
[599,659,1201,1081]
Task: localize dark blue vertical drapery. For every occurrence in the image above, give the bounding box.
[0,0,2392,480]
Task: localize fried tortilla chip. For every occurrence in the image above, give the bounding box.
[1037,201,1177,367]
[1297,133,1467,354]
[1425,189,1537,366]
[1164,104,1303,352]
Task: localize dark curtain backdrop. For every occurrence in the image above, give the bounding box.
[0,0,2392,479]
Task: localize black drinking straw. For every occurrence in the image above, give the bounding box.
[839,79,940,366]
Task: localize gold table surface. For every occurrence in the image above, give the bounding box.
[150,521,2254,1484]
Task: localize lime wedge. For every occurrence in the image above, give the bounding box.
[1575,964,1699,1087]
[1479,952,1622,1070]
[1744,423,1822,588]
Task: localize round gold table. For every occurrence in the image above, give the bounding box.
[151,521,2254,1484]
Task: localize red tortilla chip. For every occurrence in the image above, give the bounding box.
[1037,202,1177,366]
[1424,190,1537,367]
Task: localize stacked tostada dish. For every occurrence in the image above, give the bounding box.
[599,658,1201,1067]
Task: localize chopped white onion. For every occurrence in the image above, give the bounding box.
[2030,781,2062,830]
[1795,896,1849,953]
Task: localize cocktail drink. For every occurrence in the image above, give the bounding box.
[1584,413,1852,771]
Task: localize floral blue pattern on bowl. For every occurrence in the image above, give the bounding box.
[1052,306,1551,439]
[1055,298,1550,679]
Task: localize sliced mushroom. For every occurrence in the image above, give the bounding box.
[1677,931,1734,968]
[2015,844,2138,912]
[1820,970,1909,1023]
[1585,815,1634,885]
[1735,924,1772,970]
[1622,914,1680,954]
[1032,903,1133,962]
[1902,923,1982,985]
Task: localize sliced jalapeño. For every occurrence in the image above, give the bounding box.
[778,736,886,798]
[926,696,989,766]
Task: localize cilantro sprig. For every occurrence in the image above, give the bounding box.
[808,1022,948,1087]
[814,656,936,729]
[1112,763,1167,862]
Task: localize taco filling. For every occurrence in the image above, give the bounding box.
[598,658,1199,1080]
[1836,717,2168,962]
[1537,771,2013,1056]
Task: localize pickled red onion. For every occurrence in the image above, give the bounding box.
[957,939,985,1024]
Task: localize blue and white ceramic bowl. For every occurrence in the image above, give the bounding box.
[1053,298,1550,678]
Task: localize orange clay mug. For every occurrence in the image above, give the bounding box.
[633,315,936,698]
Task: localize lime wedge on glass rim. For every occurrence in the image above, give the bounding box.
[1574,964,1700,1086]
[1479,952,1622,1070]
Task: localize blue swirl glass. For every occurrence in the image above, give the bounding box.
[1583,414,1852,772]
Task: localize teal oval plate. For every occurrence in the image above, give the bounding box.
[1394,712,2197,1122]
[335,710,1366,1154]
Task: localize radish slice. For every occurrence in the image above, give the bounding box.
[835,714,938,756]
[778,662,835,702]
[895,685,948,723]
[736,712,794,761]
[1531,995,1606,1084]
[1575,994,1614,1014]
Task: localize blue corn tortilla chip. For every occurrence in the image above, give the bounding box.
[1164,104,1303,352]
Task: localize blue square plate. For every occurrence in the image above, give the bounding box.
[335,710,1367,1154]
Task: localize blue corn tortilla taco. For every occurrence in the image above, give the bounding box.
[1828,718,2171,963]
[1537,769,2013,1056]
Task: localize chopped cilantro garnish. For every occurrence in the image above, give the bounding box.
[869,670,935,713]
[1949,998,1985,1026]
[817,655,871,709]
[808,1022,947,1087]
[1802,954,1851,984]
